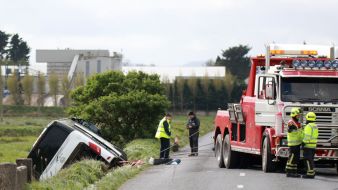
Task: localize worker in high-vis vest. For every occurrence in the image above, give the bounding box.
[302,112,318,179]
[155,113,172,159]
[285,107,302,178]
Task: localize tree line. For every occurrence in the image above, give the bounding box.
[6,72,85,107]
[163,44,251,114]
[162,75,246,114]
[1,28,252,115]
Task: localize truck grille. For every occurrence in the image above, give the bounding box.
[309,112,337,144]
[284,109,338,146]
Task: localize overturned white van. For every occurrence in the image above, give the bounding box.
[28,118,127,180]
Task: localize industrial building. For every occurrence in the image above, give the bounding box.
[122,66,226,82]
[36,49,226,86]
[36,49,122,85]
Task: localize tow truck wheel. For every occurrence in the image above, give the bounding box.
[223,134,239,169]
[215,134,225,168]
[262,136,274,173]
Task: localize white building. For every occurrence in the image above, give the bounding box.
[36,49,122,83]
[122,66,226,82]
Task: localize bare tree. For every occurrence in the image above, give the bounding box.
[188,72,197,111]
[162,75,171,98]
[0,64,3,121]
[224,71,236,96]
[48,72,59,106]
[7,72,23,105]
[213,71,224,108]
[37,72,46,108]
[202,71,210,115]
[74,72,85,87]
[61,75,71,107]
[176,74,184,113]
[22,74,33,105]
[205,59,215,66]
[213,71,223,92]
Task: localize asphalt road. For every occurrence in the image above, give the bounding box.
[120,133,338,190]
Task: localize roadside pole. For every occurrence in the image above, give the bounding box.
[0,61,3,122]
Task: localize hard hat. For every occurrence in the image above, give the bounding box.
[306,112,316,121]
[290,107,301,117]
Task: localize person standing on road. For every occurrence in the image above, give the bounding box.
[285,107,303,178]
[302,112,318,179]
[186,111,200,156]
[155,113,172,159]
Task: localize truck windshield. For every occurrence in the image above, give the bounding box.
[281,77,338,102]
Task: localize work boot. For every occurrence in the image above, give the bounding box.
[286,173,300,178]
[148,157,154,165]
[302,175,315,179]
[188,153,195,157]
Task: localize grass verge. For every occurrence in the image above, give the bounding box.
[93,166,144,190]
[29,160,106,190]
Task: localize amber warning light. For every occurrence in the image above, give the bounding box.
[270,50,318,56]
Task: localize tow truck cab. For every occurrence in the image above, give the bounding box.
[214,44,338,172]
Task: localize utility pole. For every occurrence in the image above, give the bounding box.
[0,61,3,122]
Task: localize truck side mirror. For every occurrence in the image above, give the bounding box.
[265,82,275,100]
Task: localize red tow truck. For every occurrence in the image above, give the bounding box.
[214,44,338,172]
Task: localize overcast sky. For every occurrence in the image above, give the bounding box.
[1,0,338,71]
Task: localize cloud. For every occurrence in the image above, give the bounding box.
[1,0,338,71]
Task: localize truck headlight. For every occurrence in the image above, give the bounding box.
[281,138,288,146]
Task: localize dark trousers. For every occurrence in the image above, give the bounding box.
[303,148,316,176]
[160,138,170,159]
[189,132,199,153]
[285,145,300,174]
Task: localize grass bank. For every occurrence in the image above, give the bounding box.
[30,160,106,190]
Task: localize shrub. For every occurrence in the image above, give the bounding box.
[68,71,170,146]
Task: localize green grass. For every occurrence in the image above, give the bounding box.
[124,138,160,161]
[2,105,66,117]
[30,160,106,190]
[94,165,144,190]
[0,116,59,163]
[0,136,37,163]
[171,114,214,147]
[123,114,214,161]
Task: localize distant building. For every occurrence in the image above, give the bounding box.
[122,66,226,82]
[36,49,122,82]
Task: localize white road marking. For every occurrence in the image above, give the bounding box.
[239,172,246,177]
[237,184,244,189]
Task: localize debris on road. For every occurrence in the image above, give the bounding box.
[148,157,181,165]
